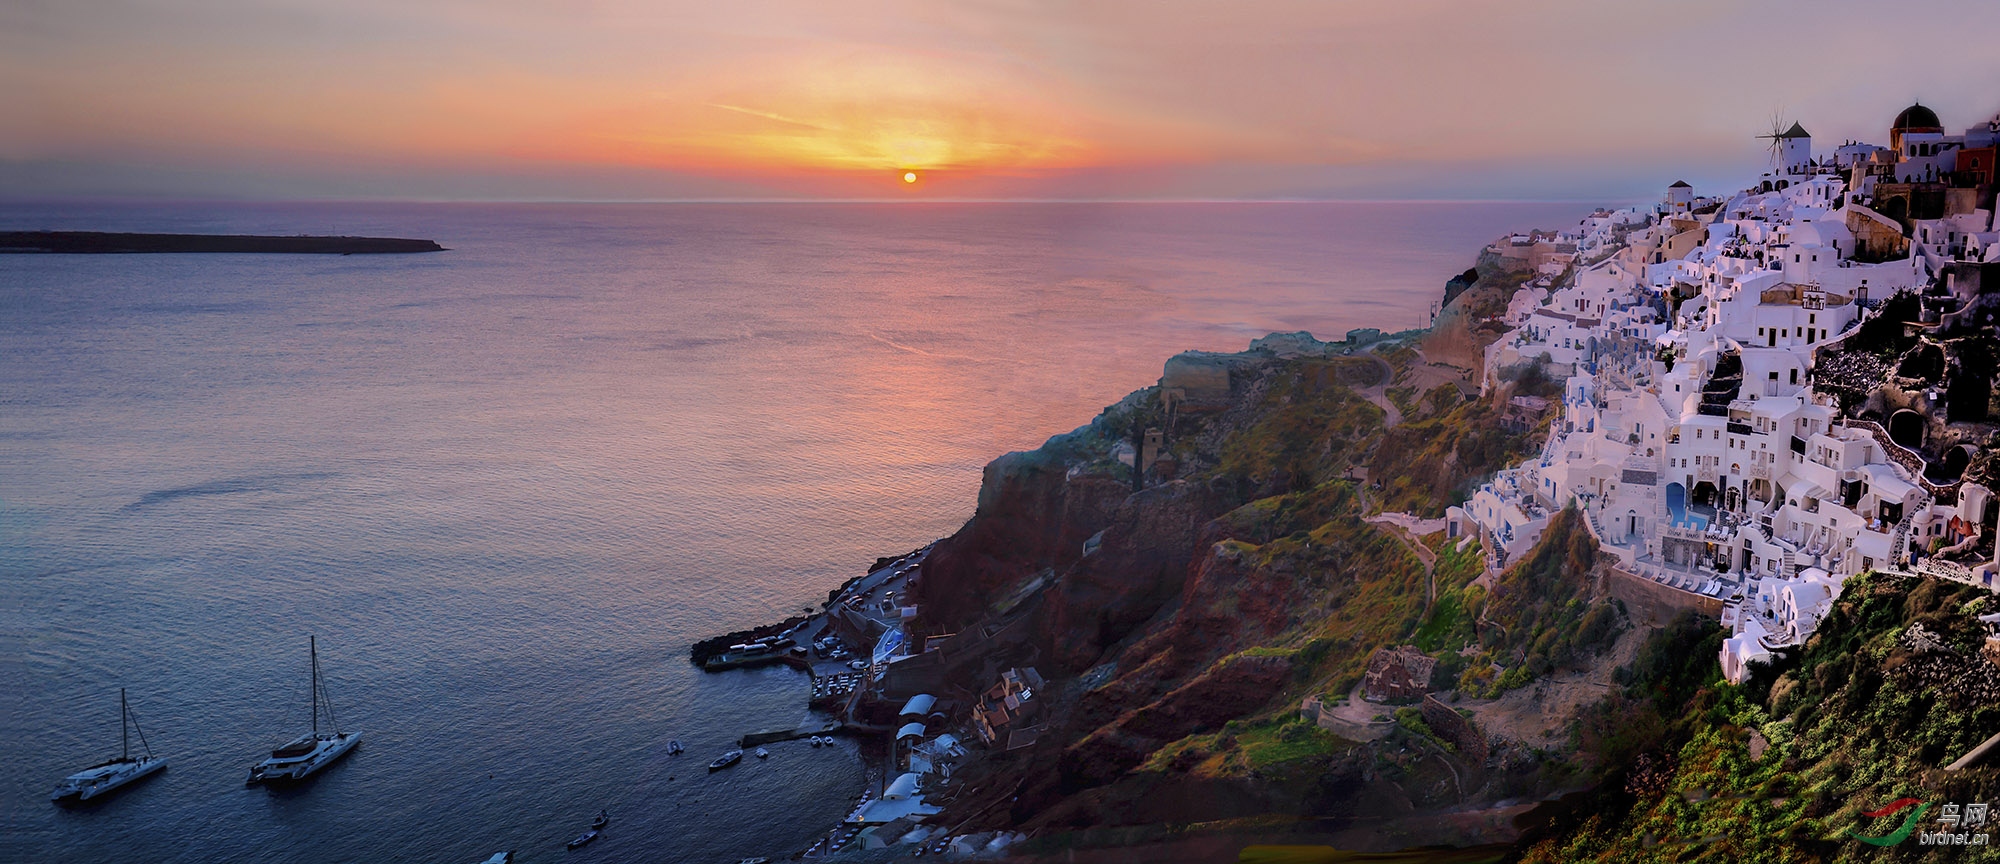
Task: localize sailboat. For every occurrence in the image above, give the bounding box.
[246,636,361,785]
[48,688,167,803]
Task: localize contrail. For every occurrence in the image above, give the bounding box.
[706,103,834,131]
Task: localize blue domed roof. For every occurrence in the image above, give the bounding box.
[1893,103,1942,132]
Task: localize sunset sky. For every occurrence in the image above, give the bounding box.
[5,0,1998,201]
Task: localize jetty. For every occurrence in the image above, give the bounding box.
[739,721,847,748]
[0,231,445,254]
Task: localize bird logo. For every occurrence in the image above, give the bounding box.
[1851,798,1930,847]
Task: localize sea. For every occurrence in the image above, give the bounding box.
[0,200,1587,863]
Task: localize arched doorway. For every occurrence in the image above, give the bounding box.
[1929,445,1976,483]
[1889,409,1925,449]
[1692,481,1718,508]
[1881,196,1907,222]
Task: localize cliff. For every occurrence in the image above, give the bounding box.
[900,257,1652,856]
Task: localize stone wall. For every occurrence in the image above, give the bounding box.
[1604,564,1724,627]
[1420,694,1488,763]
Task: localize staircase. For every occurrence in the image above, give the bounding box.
[1888,493,1931,566]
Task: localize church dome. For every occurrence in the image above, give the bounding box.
[1892,103,1943,132]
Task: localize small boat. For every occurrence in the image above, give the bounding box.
[49,688,167,803]
[590,809,610,829]
[754,747,769,759]
[567,830,598,850]
[246,636,361,786]
[477,853,513,864]
[667,740,684,755]
[708,749,743,771]
[809,736,823,748]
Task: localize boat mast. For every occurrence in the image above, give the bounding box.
[128,695,152,758]
[310,636,318,736]
[121,688,129,761]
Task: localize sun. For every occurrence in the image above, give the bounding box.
[902,171,918,184]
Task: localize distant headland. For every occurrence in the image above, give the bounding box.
[0,231,445,254]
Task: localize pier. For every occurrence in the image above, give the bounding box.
[738,721,847,748]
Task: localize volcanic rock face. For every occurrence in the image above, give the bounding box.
[912,431,1131,630]
[1059,651,1294,788]
[1036,478,1238,672]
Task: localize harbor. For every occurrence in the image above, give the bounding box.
[694,541,1022,858]
[692,537,1051,859]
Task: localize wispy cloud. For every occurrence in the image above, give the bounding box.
[705,103,835,131]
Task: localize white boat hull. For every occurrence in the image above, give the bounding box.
[247,730,361,785]
[50,756,168,802]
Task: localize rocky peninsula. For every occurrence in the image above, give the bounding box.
[0,231,445,254]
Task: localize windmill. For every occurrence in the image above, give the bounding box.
[1756,111,1791,171]
[1756,111,1812,177]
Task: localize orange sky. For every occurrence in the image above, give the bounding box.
[3,0,1997,199]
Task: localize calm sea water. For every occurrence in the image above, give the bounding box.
[0,201,1585,863]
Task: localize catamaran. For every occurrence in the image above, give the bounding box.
[48,688,167,803]
[246,636,361,785]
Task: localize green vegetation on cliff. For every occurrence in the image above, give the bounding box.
[1458,508,1624,696]
[1521,574,2000,863]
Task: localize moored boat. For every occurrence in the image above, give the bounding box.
[708,749,743,771]
[590,809,610,829]
[49,688,167,803]
[754,746,769,759]
[567,830,598,850]
[477,853,513,864]
[667,739,684,755]
[246,636,361,786]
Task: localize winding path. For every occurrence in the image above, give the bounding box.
[1357,354,1403,428]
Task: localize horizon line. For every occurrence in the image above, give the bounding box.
[2,195,1631,206]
